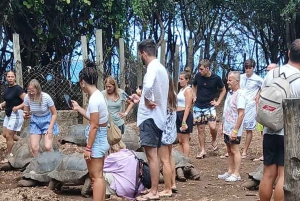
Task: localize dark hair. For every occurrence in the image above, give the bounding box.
[180,67,192,80]
[244,59,256,68]
[167,74,177,111]
[198,59,210,69]
[289,39,300,63]
[6,70,16,77]
[79,62,98,85]
[138,39,156,57]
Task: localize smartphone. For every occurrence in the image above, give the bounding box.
[63,94,73,109]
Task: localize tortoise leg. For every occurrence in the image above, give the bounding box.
[49,179,62,191]
[18,179,37,187]
[0,163,13,171]
[176,168,186,182]
[81,176,92,198]
[190,168,200,180]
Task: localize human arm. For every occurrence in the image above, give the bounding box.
[119,100,134,118]
[23,105,31,119]
[181,88,193,131]
[192,84,197,103]
[47,105,58,134]
[230,108,245,140]
[211,86,226,107]
[143,69,157,109]
[71,100,89,120]
[218,121,223,135]
[12,92,26,112]
[0,101,5,110]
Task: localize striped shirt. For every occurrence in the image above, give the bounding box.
[24,92,54,116]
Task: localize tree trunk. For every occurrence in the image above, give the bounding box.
[283,98,300,200]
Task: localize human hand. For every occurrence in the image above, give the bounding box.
[12,106,18,112]
[145,99,157,109]
[210,100,220,107]
[129,94,140,103]
[71,100,80,111]
[118,112,127,118]
[180,124,188,131]
[23,111,31,119]
[84,150,91,161]
[193,97,196,103]
[230,130,238,141]
[46,129,54,139]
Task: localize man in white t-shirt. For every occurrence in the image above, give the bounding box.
[259,39,300,201]
[240,59,263,158]
[136,39,169,201]
[218,71,246,182]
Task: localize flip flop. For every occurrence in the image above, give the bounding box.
[220,153,229,159]
[0,158,8,164]
[253,157,264,161]
[158,192,172,197]
[241,154,248,159]
[135,195,160,201]
[212,143,219,151]
[196,153,206,159]
[140,189,150,195]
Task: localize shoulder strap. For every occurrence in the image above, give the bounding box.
[273,67,280,78]
[286,73,300,83]
[130,150,142,198]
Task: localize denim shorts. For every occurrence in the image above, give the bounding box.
[193,106,216,125]
[30,113,59,135]
[85,125,110,158]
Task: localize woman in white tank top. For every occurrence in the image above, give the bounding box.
[176,69,194,156]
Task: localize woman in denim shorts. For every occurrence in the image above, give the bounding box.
[23,79,59,157]
[71,62,110,201]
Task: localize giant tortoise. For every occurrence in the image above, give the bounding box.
[242,164,263,190]
[48,153,91,197]
[18,151,64,187]
[0,137,58,171]
[135,150,200,182]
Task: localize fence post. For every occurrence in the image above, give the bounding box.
[283,98,300,200]
[119,38,125,88]
[13,33,23,87]
[174,44,179,92]
[160,39,166,66]
[96,29,104,91]
[81,36,88,124]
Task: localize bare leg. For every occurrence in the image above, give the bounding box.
[158,145,172,195]
[30,134,42,157]
[230,144,241,176]
[259,164,277,201]
[226,144,234,174]
[208,121,217,148]
[274,166,284,201]
[44,133,54,152]
[177,133,190,156]
[168,145,176,190]
[196,124,206,155]
[242,130,253,156]
[6,129,17,154]
[87,158,106,201]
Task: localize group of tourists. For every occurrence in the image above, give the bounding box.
[1,38,300,201]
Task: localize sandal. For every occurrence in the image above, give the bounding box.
[253,156,264,161]
[140,189,150,195]
[212,142,218,151]
[171,188,178,193]
[241,154,248,159]
[196,153,206,159]
[220,153,229,159]
[225,174,241,182]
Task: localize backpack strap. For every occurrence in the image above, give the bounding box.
[286,73,300,83]
[273,67,280,78]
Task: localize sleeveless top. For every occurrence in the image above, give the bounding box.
[177,86,191,107]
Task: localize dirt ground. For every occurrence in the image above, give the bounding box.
[0,121,264,201]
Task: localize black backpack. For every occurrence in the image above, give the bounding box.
[131,151,152,197]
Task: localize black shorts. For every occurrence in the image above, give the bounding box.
[139,118,163,148]
[176,110,193,134]
[263,134,284,166]
[224,134,241,145]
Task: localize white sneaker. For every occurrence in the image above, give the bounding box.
[218,172,231,179]
[225,174,241,182]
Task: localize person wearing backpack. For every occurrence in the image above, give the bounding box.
[259,39,300,201]
[240,59,264,158]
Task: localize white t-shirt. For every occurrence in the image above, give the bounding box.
[240,73,263,105]
[262,64,300,136]
[24,92,54,116]
[86,90,108,124]
[222,89,246,137]
[137,59,169,130]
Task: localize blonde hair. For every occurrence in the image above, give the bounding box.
[104,76,120,99]
[28,79,42,104]
[110,140,126,153]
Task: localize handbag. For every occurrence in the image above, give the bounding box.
[107,114,122,145]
